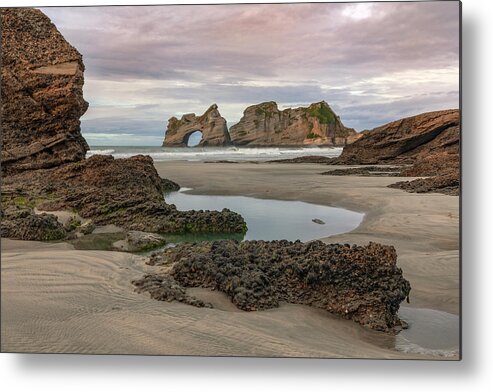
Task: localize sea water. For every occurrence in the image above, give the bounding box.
[165,188,363,242]
[86,145,343,162]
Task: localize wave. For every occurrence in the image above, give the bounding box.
[86,149,115,157]
[395,339,459,358]
[85,146,343,162]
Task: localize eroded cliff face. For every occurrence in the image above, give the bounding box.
[333,109,460,165]
[162,104,231,147]
[229,101,358,146]
[1,8,89,174]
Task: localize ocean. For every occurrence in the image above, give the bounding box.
[86,146,343,162]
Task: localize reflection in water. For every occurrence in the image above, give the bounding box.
[165,188,363,242]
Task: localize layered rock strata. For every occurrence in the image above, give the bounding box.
[332,109,459,165]
[229,101,358,146]
[1,8,89,174]
[2,155,247,235]
[134,240,411,332]
[162,104,231,147]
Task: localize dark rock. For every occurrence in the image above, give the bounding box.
[1,155,247,235]
[137,240,411,332]
[132,274,213,308]
[0,206,66,241]
[271,155,335,164]
[321,166,403,177]
[389,174,459,196]
[388,152,460,195]
[0,8,89,174]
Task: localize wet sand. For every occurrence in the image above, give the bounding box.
[1,162,459,358]
[155,162,460,315]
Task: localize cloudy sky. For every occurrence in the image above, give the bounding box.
[41,1,460,146]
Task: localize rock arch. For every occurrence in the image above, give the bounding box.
[162,104,231,147]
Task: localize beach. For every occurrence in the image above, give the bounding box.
[1,161,459,358]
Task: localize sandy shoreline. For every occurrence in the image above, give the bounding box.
[1,162,459,358]
[155,161,460,315]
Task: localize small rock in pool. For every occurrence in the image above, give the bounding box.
[312,218,325,225]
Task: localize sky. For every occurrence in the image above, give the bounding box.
[41,2,460,146]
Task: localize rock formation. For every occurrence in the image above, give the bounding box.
[2,155,247,235]
[134,240,411,332]
[330,109,460,196]
[332,109,459,165]
[229,101,358,146]
[1,8,247,239]
[1,8,89,174]
[162,104,231,147]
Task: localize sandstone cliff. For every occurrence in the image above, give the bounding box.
[332,109,459,165]
[1,8,89,173]
[162,104,231,147]
[229,101,358,146]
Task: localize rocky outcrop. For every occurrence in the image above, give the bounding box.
[388,152,460,196]
[0,206,67,241]
[112,230,167,252]
[229,101,358,146]
[135,240,411,332]
[0,8,89,174]
[330,109,460,196]
[163,104,231,147]
[332,109,459,165]
[1,155,247,234]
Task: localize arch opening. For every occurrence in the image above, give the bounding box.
[186,130,203,147]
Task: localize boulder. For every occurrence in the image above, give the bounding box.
[0,206,66,241]
[112,230,167,252]
[229,101,359,146]
[137,240,411,332]
[0,8,89,174]
[163,104,231,147]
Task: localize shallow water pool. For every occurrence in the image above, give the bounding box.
[165,188,364,242]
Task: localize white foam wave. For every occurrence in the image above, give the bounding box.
[86,149,115,157]
[395,339,459,358]
[86,146,343,162]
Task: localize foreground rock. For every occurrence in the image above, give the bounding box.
[163,104,231,147]
[229,101,359,146]
[0,8,89,174]
[133,275,213,308]
[1,206,66,241]
[112,230,167,252]
[135,240,411,332]
[388,152,460,196]
[2,155,247,234]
